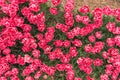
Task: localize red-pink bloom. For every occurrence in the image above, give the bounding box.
[100,74,109,80]
[79,5,89,14]
[11,68,19,76]
[72,39,82,47]
[105,64,113,75]
[106,38,115,47]
[21,24,32,32]
[107,48,119,56]
[17,55,25,65]
[46,67,56,76]
[114,35,120,47]
[50,7,58,15]
[34,71,42,79]
[65,17,74,26]
[92,41,104,54]
[66,70,74,80]
[93,58,103,66]
[65,64,73,71]
[24,54,33,63]
[2,48,11,55]
[0,62,10,76]
[95,31,102,39]
[69,47,78,57]
[30,42,38,49]
[75,15,83,22]
[54,40,63,47]
[4,70,12,77]
[29,3,40,12]
[52,0,61,6]
[64,3,74,12]
[36,33,43,40]
[82,16,90,25]
[106,22,115,32]
[63,40,71,47]
[0,76,7,80]
[64,12,73,18]
[77,57,93,75]
[88,35,96,43]
[60,54,70,63]
[111,70,119,80]
[25,76,34,80]
[55,64,65,71]
[84,44,92,53]
[103,6,112,15]
[74,77,82,80]
[10,76,20,80]
[84,67,92,75]
[32,49,40,58]
[102,51,109,59]
[86,75,95,80]
[33,59,41,67]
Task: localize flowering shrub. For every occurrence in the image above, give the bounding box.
[1,0,120,80]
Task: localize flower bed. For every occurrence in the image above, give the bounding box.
[0,0,120,80]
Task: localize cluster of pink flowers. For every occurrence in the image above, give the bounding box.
[84,41,104,54]
[1,0,120,80]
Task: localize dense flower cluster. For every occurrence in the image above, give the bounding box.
[1,0,120,80]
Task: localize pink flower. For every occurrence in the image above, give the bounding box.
[66,70,74,80]
[74,77,82,80]
[106,22,115,32]
[11,68,19,76]
[75,15,83,22]
[82,16,90,25]
[107,48,119,56]
[64,12,73,18]
[64,3,74,12]
[60,54,70,63]
[105,64,113,75]
[69,47,78,57]
[25,76,34,80]
[72,39,82,47]
[86,75,95,80]
[34,71,42,79]
[63,40,71,47]
[52,0,61,6]
[0,77,7,80]
[50,7,58,15]
[95,31,102,39]
[24,54,33,63]
[36,33,43,40]
[54,40,63,47]
[21,24,32,32]
[56,64,65,71]
[102,51,109,59]
[17,55,25,65]
[93,58,103,66]
[29,3,40,12]
[32,49,40,58]
[84,67,92,75]
[84,44,92,53]
[10,76,20,80]
[46,67,56,76]
[65,64,73,71]
[4,71,12,77]
[79,5,89,14]
[106,38,115,47]
[2,48,11,55]
[100,74,109,80]
[88,35,96,43]
[103,6,112,15]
